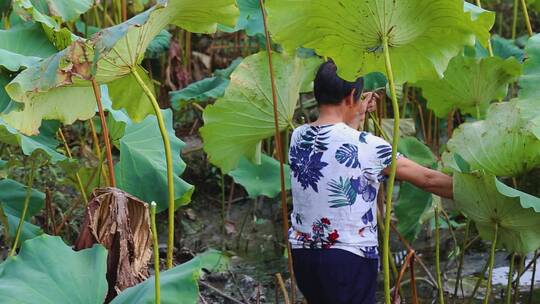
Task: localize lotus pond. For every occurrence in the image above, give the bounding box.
[0,0,540,303]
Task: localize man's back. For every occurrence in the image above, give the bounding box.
[288,122,395,259]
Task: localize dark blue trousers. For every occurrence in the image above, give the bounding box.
[292,248,378,304]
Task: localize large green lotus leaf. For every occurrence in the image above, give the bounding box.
[518,34,540,99]
[0,22,57,71]
[418,55,522,118]
[0,178,45,242]
[144,29,171,59]
[395,137,436,241]
[112,250,228,304]
[444,100,540,177]
[397,136,436,168]
[266,0,486,83]
[115,109,194,212]
[465,35,526,61]
[3,0,238,132]
[0,72,11,112]
[229,155,291,199]
[12,0,80,49]
[107,66,155,122]
[201,52,322,172]
[454,171,540,254]
[395,182,433,241]
[0,234,108,303]
[0,118,66,162]
[170,58,242,109]
[463,2,495,48]
[15,0,94,23]
[218,0,263,36]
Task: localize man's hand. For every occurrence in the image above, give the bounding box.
[362,91,380,113]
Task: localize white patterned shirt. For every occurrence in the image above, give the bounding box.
[288,123,397,259]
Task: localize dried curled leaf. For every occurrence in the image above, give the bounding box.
[75,187,152,301]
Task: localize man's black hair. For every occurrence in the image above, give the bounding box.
[314,60,364,106]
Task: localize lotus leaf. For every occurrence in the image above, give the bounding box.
[0,118,65,162]
[0,178,45,242]
[454,171,540,254]
[418,55,522,118]
[2,0,238,133]
[465,35,525,61]
[444,100,540,177]
[170,58,242,109]
[395,182,433,241]
[229,155,291,199]
[0,234,108,303]
[0,22,57,71]
[111,250,229,304]
[266,0,489,83]
[115,109,194,212]
[219,0,264,36]
[201,52,321,172]
[519,34,540,99]
[395,137,437,241]
[144,29,171,59]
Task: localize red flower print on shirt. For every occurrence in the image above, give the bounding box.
[321,218,331,225]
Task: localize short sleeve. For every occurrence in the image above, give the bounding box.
[360,133,402,182]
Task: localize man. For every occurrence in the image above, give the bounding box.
[288,61,452,304]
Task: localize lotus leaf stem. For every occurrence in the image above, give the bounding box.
[506,252,516,304]
[259,1,295,302]
[435,206,445,304]
[484,222,498,304]
[453,219,471,301]
[467,258,490,304]
[131,67,176,269]
[519,0,534,36]
[91,79,116,187]
[382,35,401,304]
[514,255,524,304]
[150,202,161,304]
[9,160,37,256]
[512,0,519,39]
[58,129,88,204]
[529,249,538,304]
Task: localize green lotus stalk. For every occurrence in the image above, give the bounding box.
[512,0,519,40]
[529,250,538,304]
[484,222,499,304]
[150,201,161,304]
[259,1,295,301]
[435,206,445,304]
[520,0,534,36]
[9,160,37,256]
[467,259,490,304]
[514,256,524,304]
[505,253,516,304]
[382,35,401,304]
[131,67,176,269]
[454,219,471,300]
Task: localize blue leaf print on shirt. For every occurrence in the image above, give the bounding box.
[290,146,328,192]
[300,125,331,152]
[327,177,358,208]
[376,144,393,166]
[360,246,379,259]
[359,132,368,144]
[351,176,377,202]
[361,209,374,225]
[335,144,361,168]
